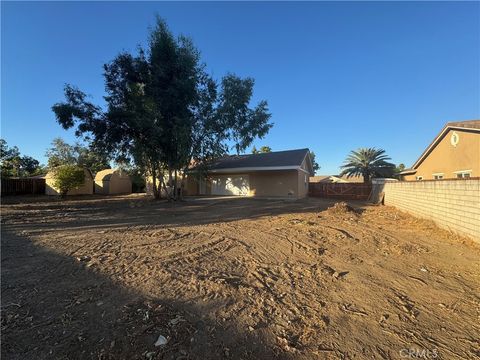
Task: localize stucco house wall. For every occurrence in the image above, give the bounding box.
[186,170,308,198]
[248,170,300,197]
[95,169,132,195]
[146,174,183,197]
[403,128,479,181]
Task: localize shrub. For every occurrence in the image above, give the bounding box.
[52,165,85,197]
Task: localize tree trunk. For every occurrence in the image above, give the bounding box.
[161,177,171,201]
[180,167,188,201]
[150,165,160,199]
[363,171,370,184]
[173,169,178,200]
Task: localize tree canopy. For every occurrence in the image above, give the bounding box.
[309,151,320,173]
[252,146,272,154]
[46,138,110,174]
[52,18,272,199]
[1,139,44,178]
[340,148,395,183]
[51,165,86,197]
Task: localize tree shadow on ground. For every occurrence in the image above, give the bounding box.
[2,195,368,236]
[1,230,294,360]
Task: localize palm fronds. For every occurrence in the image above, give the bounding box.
[340,147,395,183]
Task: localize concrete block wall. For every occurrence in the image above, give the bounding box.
[382,179,480,242]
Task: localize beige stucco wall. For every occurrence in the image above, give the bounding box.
[404,129,479,181]
[297,158,311,198]
[185,170,308,198]
[184,174,199,195]
[45,168,94,196]
[95,170,132,195]
[380,179,480,242]
[146,174,183,196]
[297,170,309,198]
[248,170,300,198]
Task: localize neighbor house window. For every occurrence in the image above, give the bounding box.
[433,173,444,180]
[454,170,472,179]
[416,176,423,181]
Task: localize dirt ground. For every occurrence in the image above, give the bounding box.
[1,194,479,359]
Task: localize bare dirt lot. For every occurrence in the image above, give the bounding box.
[2,195,479,359]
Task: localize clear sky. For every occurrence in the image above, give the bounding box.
[2,1,479,174]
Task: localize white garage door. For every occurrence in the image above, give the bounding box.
[211,175,249,196]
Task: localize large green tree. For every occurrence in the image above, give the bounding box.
[52,18,272,199]
[340,148,395,183]
[1,139,44,177]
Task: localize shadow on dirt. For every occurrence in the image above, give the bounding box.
[1,195,368,236]
[1,230,292,360]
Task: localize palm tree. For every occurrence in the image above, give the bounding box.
[340,148,395,183]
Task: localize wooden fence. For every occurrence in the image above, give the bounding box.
[309,182,372,200]
[1,178,46,196]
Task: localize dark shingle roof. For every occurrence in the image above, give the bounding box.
[446,120,480,130]
[205,148,310,170]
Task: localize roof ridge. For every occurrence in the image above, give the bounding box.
[227,148,310,157]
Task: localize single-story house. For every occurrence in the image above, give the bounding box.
[94,169,132,195]
[44,168,94,196]
[185,148,315,199]
[400,120,480,181]
[310,174,364,183]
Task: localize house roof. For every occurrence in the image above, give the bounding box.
[45,167,93,180]
[411,120,480,170]
[196,148,314,175]
[310,174,364,183]
[95,168,129,181]
[334,174,364,183]
[309,175,331,182]
[399,168,416,175]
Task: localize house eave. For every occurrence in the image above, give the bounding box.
[205,166,304,174]
[399,169,417,175]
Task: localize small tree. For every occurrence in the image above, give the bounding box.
[309,151,320,173]
[52,165,85,197]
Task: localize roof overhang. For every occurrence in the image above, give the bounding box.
[399,169,416,175]
[302,151,316,176]
[200,165,309,174]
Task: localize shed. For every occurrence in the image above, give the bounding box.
[45,168,94,196]
[95,169,132,195]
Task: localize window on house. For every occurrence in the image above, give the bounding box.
[455,171,472,179]
[416,176,423,181]
[433,174,444,180]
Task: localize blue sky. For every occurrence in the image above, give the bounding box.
[2,1,479,174]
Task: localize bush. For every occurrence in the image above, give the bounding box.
[52,165,85,197]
